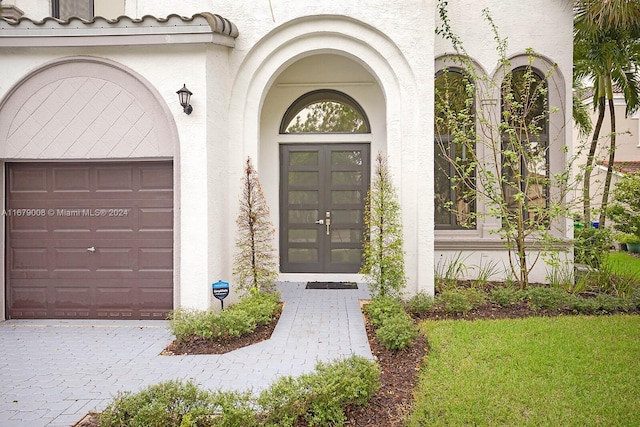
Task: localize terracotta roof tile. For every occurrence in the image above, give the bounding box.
[601,160,640,174]
[0,12,238,40]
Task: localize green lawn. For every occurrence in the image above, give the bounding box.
[607,251,640,277]
[407,315,640,427]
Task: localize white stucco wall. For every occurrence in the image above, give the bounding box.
[227,9,434,297]
[121,0,436,298]
[0,40,233,313]
[0,0,573,316]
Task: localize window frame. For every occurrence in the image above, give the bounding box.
[500,66,550,223]
[434,68,477,230]
[279,89,371,134]
[52,0,94,20]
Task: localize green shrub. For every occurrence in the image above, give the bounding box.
[632,288,640,310]
[437,290,472,314]
[215,309,256,338]
[406,291,435,316]
[525,286,569,310]
[463,288,488,309]
[98,380,256,427]
[257,376,306,427]
[168,292,281,342]
[583,262,640,299]
[100,356,379,427]
[574,227,612,268]
[593,293,627,312]
[304,356,381,426]
[207,390,259,427]
[376,313,419,351]
[365,295,405,327]
[567,295,600,314]
[258,355,380,427]
[568,293,631,314]
[233,292,281,325]
[607,173,640,244]
[168,308,219,341]
[490,287,523,307]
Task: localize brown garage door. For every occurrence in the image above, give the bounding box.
[6,162,173,319]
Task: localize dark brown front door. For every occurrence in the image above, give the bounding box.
[6,162,173,319]
[280,144,370,273]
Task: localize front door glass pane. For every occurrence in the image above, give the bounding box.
[332,151,363,166]
[289,248,318,263]
[288,209,318,223]
[289,190,318,204]
[331,229,361,243]
[288,171,318,186]
[332,210,361,224]
[331,248,361,264]
[331,171,362,186]
[331,190,361,204]
[288,229,317,243]
[289,151,318,166]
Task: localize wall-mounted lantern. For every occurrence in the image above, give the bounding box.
[176,84,193,115]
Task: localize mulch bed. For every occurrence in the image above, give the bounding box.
[75,294,637,427]
[161,304,283,355]
[342,317,427,427]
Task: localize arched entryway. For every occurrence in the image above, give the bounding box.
[259,53,386,279]
[229,14,431,290]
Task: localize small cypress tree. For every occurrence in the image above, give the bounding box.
[233,157,278,294]
[360,153,407,297]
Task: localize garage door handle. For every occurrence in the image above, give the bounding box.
[87,246,96,253]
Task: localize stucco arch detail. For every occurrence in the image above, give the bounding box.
[230,15,420,165]
[227,14,432,293]
[0,56,177,159]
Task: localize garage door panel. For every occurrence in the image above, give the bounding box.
[96,287,135,307]
[139,166,173,191]
[53,215,92,233]
[52,167,91,193]
[94,216,135,232]
[10,286,48,310]
[7,161,174,319]
[139,247,173,271]
[96,166,134,192]
[9,167,47,194]
[54,247,93,271]
[55,286,92,310]
[10,247,49,272]
[139,207,173,231]
[8,212,49,232]
[95,248,134,272]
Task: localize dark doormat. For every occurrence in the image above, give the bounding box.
[306,282,358,290]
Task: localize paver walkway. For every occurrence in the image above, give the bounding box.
[0,282,372,427]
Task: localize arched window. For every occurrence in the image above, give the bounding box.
[501,67,549,222]
[280,89,370,134]
[434,69,476,229]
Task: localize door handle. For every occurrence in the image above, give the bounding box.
[87,246,96,253]
[315,219,324,225]
[325,218,331,235]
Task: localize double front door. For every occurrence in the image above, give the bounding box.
[280,144,370,273]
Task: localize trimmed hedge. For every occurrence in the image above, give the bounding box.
[99,355,380,427]
[168,292,281,342]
